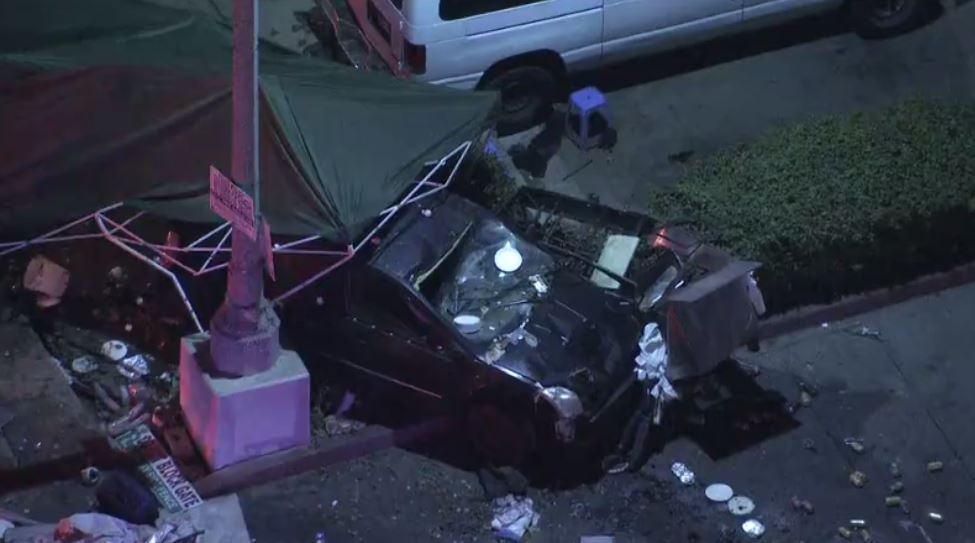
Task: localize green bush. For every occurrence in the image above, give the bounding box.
[649,99,975,313]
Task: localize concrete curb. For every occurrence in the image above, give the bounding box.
[758,260,975,340]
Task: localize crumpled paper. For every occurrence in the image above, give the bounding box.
[491,495,539,541]
[634,323,678,401]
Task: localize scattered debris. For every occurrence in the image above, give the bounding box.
[885,496,903,507]
[927,511,944,524]
[849,519,868,529]
[118,354,150,379]
[926,461,944,473]
[799,390,813,407]
[843,437,866,454]
[671,462,695,485]
[315,532,328,543]
[70,355,99,374]
[846,325,882,341]
[860,528,874,541]
[790,496,814,515]
[22,255,70,308]
[801,438,817,452]
[838,526,853,539]
[728,496,755,516]
[890,461,902,478]
[705,484,734,503]
[849,471,868,488]
[741,519,765,539]
[421,208,433,218]
[111,424,203,513]
[889,481,905,494]
[323,415,366,437]
[81,466,101,486]
[101,340,128,362]
[491,495,539,541]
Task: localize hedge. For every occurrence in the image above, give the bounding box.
[648,99,975,313]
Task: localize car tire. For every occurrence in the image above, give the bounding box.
[482,65,561,137]
[850,0,927,39]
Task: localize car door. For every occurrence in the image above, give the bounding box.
[741,0,840,29]
[601,0,744,65]
[345,267,459,401]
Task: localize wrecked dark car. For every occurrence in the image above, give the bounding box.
[284,187,766,467]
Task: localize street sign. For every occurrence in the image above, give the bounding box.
[209,165,257,241]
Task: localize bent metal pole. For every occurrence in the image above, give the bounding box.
[209,0,280,376]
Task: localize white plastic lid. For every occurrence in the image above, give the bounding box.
[494,242,523,273]
[453,314,482,334]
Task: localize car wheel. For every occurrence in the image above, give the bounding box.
[482,65,561,137]
[465,403,536,467]
[850,0,926,38]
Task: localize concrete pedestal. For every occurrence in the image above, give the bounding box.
[179,333,310,470]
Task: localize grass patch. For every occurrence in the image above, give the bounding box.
[649,99,975,313]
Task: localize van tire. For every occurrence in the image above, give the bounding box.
[850,0,926,38]
[482,65,560,136]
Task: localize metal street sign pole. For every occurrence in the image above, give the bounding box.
[209,0,281,376]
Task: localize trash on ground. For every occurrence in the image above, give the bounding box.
[790,495,814,515]
[117,354,150,379]
[705,483,734,503]
[844,437,866,454]
[727,496,755,516]
[860,528,874,541]
[846,325,882,341]
[54,513,155,543]
[838,526,854,539]
[799,390,813,407]
[101,340,128,361]
[104,403,151,436]
[70,355,99,374]
[491,495,539,541]
[315,532,328,543]
[110,424,203,513]
[927,511,944,524]
[80,466,101,486]
[801,438,817,452]
[885,496,903,507]
[22,255,70,308]
[849,519,868,528]
[849,471,868,488]
[741,519,765,539]
[889,481,905,494]
[890,461,902,478]
[671,462,695,485]
[324,415,366,437]
[926,461,944,473]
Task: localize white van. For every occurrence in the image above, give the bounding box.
[331,0,929,133]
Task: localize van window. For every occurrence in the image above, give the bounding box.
[439,0,547,21]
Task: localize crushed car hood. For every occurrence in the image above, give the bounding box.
[488,270,643,408]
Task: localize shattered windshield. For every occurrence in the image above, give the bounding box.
[422,219,554,346]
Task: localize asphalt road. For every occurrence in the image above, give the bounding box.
[503,2,975,212]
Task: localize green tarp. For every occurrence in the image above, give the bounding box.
[0,0,496,241]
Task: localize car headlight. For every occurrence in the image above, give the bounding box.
[536,386,584,420]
